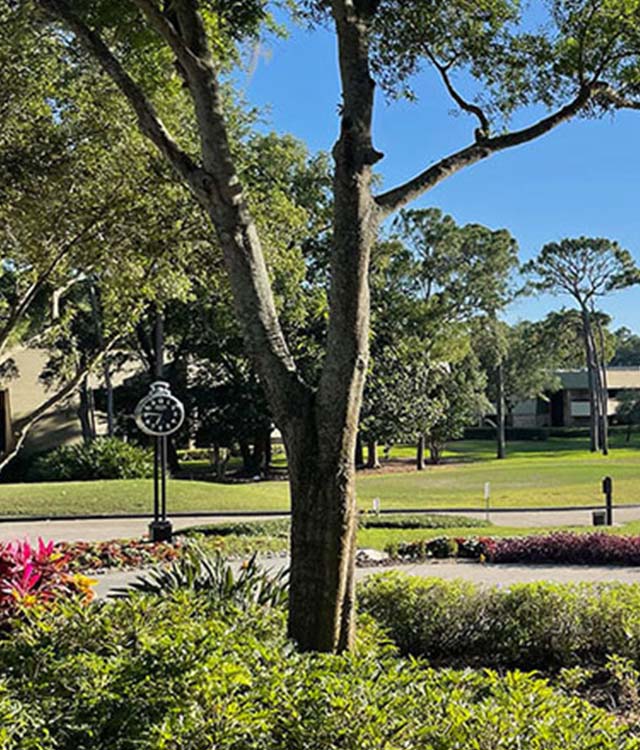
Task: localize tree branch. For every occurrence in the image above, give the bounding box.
[426,48,490,138]
[38,0,202,188]
[592,82,640,110]
[375,86,593,218]
[39,0,307,429]
[0,199,115,357]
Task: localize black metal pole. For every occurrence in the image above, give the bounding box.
[160,435,167,521]
[155,306,164,379]
[153,436,160,523]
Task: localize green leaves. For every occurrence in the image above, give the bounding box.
[523,236,640,302]
[1,593,637,748]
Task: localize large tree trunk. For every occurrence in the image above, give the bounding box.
[43,0,377,654]
[366,438,380,469]
[496,361,506,459]
[281,1,380,652]
[593,312,610,456]
[429,439,442,465]
[416,434,425,470]
[78,375,94,445]
[355,432,364,467]
[581,307,601,452]
[263,427,272,475]
[286,410,360,653]
[89,282,115,436]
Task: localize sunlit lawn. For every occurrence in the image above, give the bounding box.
[0,433,639,517]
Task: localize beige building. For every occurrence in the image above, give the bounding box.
[512,367,640,428]
[0,346,137,458]
[0,347,83,456]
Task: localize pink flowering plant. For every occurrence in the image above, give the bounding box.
[0,538,95,627]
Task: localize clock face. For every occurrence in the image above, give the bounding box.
[136,394,184,436]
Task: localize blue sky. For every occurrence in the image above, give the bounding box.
[239,16,640,333]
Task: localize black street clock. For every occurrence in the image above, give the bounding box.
[134,381,185,436]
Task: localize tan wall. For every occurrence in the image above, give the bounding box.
[1,347,83,455]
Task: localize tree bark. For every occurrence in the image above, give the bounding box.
[496,361,506,459]
[263,427,272,475]
[286,411,359,653]
[89,282,115,436]
[286,1,380,652]
[355,432,364,467]
[429,440,442,465]
[78,375,95,445]
[581,307,601,452]
[593,311,610,456]
[416,434,425,470]
[366,438,380,469]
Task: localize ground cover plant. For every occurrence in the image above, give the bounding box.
[1,437,640,517]
[1,591,637,749]
[359,573,640,673]
[57,539,182,573]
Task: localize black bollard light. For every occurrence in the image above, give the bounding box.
[602,476,613,526]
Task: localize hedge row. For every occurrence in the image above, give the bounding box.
[359,573,640,672]
[390,532,640,566]
[181,513,487,539]
[1,595,635,749]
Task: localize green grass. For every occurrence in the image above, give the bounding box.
[1,434,639,517]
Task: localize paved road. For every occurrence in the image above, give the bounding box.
[93,557,640,599]
[3,506,640,543]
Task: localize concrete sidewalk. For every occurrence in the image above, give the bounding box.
[3,506,640,543]
[93,557,640,599]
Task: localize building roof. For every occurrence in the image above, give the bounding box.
[557,367,640,390]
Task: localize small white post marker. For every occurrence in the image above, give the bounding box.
[372,497,381,515]
[484,482,491,523]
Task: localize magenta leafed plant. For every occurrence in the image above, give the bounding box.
[489,532,640,565]
[0,538,95,627]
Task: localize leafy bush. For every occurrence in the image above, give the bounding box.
[57,538,182,573]
[386,533,640,566]
[181,513,487,540]
[112,545,289,609]
[0,538,94,627]
[180,517,291,538]
[358,512,490,529]
[27,438,153,482]
[390,535,491,560]
[359,572,640,672]
[0,595,635,749]
[490,532,640,565]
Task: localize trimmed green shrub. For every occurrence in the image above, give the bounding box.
[359,572,640,672]
[179,518,291,538]
[0,595,635,749]
[359,512,490,529]
[181,513,486,540]
[27,438,154,482]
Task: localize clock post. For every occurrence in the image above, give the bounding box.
[134,381,185,543]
